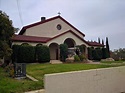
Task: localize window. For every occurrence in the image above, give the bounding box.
[57,24,62,30]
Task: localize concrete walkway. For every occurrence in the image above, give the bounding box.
[25,89,45,93]
[50,60,62,64]
[26,74,38,81]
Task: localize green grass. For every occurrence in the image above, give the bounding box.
[26,63,123,85]
[0,67,43,93]
[101,60,125,64]
[1,62,125,93]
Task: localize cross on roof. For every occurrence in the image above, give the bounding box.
[58,12,61,16]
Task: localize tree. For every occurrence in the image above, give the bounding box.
[0,10,15,66]
[102,39,104,45]
[106,37,110,57]
[60,44,68,62]
[98,37,100,44]
[111,48,125,61]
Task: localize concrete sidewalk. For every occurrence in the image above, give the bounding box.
[25,89,45,93]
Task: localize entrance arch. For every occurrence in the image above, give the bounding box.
[64,38,76,48]
[49,43,59,60]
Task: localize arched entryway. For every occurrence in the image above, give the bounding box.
[49,43,59,60]
[64,38,76,48]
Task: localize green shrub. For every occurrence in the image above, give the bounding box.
[36,45,50,62]
[79,55,86,61]
[12,45,20,63]
[88,47,93,60]
[77,45,86,54]
[35,44,43,61]
[74,55,80,62]
[95,48,102,60]
[102,48,108,59]
[17,45,35,63]
[60,44,68,62]
[92,49,99,61]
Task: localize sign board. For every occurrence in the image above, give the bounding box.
[14,63,26,78]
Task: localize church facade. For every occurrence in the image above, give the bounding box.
[12,16,104,60]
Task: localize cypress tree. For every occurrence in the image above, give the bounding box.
[106,37,110,57]
[60,44,68,62]
[102,39,104,45]
[98,37,100,44]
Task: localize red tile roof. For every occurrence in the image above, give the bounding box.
[87,41,104,47]
[12,30,104,47]
[12,35,51,43]
[12,30,86,44]
[19,16,85,36]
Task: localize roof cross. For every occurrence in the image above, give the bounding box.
[58,12,61,16]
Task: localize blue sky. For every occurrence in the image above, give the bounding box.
[0,0,125,50]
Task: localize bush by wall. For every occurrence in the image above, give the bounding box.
[36,45,50,62]
[35,44,43,61]
[12,44,50,63]
[17,45,35,63]
[88,47,93,60]
[77,45,86,54]
[60,44,68,62]
[12,45,20,63]
[74,55,80,62]
[102,48,108,59]
[92,49,100,61]
[79,55,86,61]
[95,48,102,60]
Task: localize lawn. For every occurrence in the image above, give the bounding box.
[101,60,125,64]
[0,62,125,93]
[26,63,125,88]
[0,67,43,93]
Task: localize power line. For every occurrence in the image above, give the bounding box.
[16,0,23,26]
[0,0,1,9]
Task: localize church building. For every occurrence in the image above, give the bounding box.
[12,16,104,60]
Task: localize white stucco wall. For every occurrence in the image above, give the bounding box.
[12,42,44,46]
[46,31,89,47]
[45,66,125,93]
[24,18,84,38]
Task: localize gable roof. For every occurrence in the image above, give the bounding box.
[19,16,85,36]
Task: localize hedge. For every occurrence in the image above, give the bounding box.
[36,45,50,62]
[92,49,100,60]
[88,47,93,60]
[12,44,50,63]
[12,45,20,63]
[102,48,108,59]
[17,45,35,63]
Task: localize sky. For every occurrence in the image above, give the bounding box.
[0,0,125,51]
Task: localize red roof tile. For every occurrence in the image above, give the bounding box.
[12,30,104,47]
[19,16,85,36]
[12,35,51,43]
[87,41,104,47]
